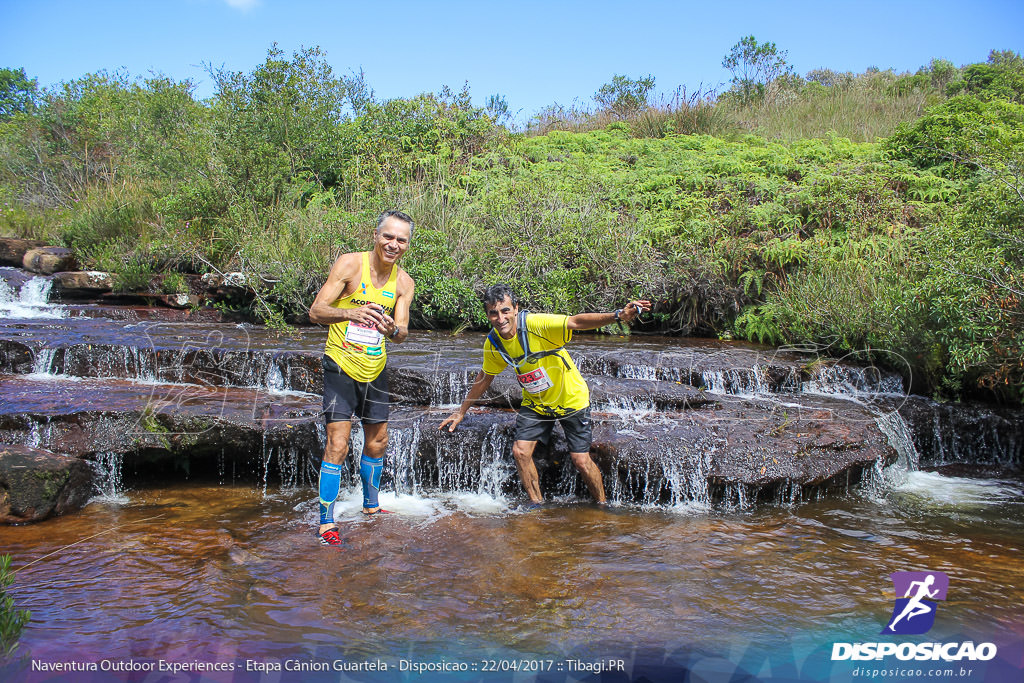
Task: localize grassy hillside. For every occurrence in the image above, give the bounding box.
[0,48,1021,403]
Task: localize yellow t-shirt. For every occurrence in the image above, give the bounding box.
[482,313,590,416]
[323,252,398,382]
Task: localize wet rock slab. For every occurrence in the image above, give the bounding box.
[894,395,1024,469]
[0,375,323,493]
[2,314,1021,514]
[380,393,898,506]
[0,444,93,523]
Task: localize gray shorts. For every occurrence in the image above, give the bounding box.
[513,406,592,454]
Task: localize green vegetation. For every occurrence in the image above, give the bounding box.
[721,35,793,106]
[0,554,30,657]
[0,42,1022,404]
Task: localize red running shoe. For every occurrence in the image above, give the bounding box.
[318,527,343,546]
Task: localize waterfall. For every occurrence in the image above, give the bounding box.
[856,409,922,497]
[31,347,57,375]
[263,362,286,393]
[477,423,515,497]
[803,363,905,397]
[430,368,475,406]
[699,366,776,396]
[91,451,126,500]
[386,421,424,494]
[0,274,66,319]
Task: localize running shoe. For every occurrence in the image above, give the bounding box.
[318,527,343,546]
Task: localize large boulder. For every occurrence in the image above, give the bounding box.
[53,270,114,297]
[23,246,77,275]
[0,444,93,523]
[0,238,47,267]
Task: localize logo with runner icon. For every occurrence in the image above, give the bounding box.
[882,571,949,635]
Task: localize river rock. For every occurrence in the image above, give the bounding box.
[0,375,324,490]
[0,340,34,373]
[156,293,199,309]
[894,395,1024,469]
[381,393,898,506]
[53,270,114,296]
[22,246,77,275]
[0,238,47,267]
[0,444,93,523]
[201,271,254,305]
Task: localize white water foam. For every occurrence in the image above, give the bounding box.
[327,487,510,523]
[892,471,1023,509]
[0,274,66,319]
[803,363,905,398]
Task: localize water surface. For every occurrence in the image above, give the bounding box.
[3,474,1022,681]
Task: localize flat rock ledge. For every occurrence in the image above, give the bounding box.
[0,444,93,523]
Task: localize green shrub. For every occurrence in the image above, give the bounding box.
[113,254,156,292]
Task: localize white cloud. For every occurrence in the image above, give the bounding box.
[223,0,260,11]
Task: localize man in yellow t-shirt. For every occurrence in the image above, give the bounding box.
[440,284,650,505]
[308,210,416,546]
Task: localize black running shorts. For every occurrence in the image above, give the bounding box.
[513,405,592,454]
[322,355,390,424]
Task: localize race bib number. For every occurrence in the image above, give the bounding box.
[517,368,553,394]
[345,320,383,347]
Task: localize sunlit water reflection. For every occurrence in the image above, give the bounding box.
[3,471,1022,680]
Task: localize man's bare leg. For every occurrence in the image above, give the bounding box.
[570,451,606,503]
[511,440,543,503]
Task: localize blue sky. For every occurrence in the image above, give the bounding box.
[2,0,1023,125]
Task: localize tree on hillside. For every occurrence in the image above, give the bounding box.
[341,67,375,117]
[0,67,38,119]
[209,44,349,207]
[722,36,792,105]
[948,49,1024,103]
[594,74,655,119]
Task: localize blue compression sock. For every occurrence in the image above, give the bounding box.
[318,460,343,525]
[359,455,384,509]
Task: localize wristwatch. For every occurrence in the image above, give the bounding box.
[614,309,623,321]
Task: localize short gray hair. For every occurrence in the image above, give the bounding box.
[375,209,415,238]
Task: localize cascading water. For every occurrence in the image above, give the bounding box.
[30,348,57,376]
[0,272,66,319]
[1,267,1021,677]
[802,362,905,397]
[90,451,125,500]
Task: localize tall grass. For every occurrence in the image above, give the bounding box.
[1,554,30,657]
[728,88,932,143]
[527,81,931,144]
[527,86,731,139]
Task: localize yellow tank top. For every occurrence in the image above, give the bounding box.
[324,252,398,382]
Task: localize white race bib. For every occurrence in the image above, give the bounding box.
[517,367,553,394]
[345,320,383,346]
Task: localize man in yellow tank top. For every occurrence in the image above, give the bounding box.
[308,210,416,546]
[440,284,650,506]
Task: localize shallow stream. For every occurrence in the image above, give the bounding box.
[1,270,1022,682]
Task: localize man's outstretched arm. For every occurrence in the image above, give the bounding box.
[567,299,652,331]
